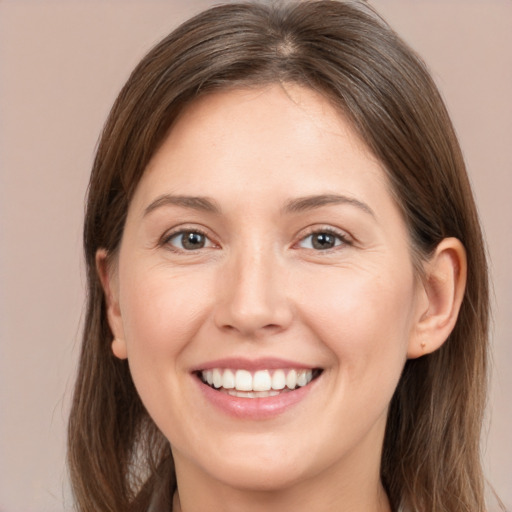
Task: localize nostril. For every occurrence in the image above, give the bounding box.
[219,321,286,338]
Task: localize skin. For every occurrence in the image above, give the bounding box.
[98,84,466,512]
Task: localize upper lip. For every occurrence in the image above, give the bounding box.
[191,357,318,372]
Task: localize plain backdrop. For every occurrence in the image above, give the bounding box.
[0,1,510,511]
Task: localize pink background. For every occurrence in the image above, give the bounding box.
[0,1,510,510]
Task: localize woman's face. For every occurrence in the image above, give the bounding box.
[105,85,427,492]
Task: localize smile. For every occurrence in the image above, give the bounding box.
[198,368,322,398]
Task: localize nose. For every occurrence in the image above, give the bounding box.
[214,245,294,338]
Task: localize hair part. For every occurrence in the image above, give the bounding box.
[68,2,490,511]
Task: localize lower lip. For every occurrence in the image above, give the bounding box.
[195,376,318,420]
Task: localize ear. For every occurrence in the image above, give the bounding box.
[407,237,467,359]
[96,249,128,360]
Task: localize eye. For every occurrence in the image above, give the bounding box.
[165,230,215,251]
[298,230,348,251]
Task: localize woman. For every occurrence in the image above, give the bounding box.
[67,1,493,511]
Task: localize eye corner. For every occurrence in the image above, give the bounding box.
[161,227,219,253]
[294,226,353,252]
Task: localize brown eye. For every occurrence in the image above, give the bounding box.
[167,230,211,250]
[298,230,347,251]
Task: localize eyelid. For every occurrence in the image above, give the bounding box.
[160,225,218,251]
[294,225,353,250]
[157,223,352,253]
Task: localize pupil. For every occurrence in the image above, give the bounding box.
[183,232,205,250]
[312,233,334,250]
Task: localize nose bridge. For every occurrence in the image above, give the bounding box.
[215,236,292,336]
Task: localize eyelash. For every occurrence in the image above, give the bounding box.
[296,226,352,252]
[160,226,352,253]
[161,227,215,252]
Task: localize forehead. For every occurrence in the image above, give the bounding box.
[132,84,389,206]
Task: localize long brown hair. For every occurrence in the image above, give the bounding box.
[68,1,490,510]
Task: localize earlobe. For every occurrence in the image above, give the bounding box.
[96,249,128,360]
[408,238,467,359]
[111,337,128,359]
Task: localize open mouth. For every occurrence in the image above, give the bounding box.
[196,368,323,398]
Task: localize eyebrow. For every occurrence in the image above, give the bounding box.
[283,194,375,217]
[143,194,221,217]
[143,193,375,218]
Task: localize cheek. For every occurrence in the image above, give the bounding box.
[119,267,213,365]
[116,267,216,434]
[300,264,416,374]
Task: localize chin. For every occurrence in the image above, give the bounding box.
[208,461,307,493]
[179,442,312,493]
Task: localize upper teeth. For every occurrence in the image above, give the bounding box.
[201,368,314,392]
